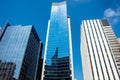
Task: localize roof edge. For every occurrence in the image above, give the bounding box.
[52,1,66,6]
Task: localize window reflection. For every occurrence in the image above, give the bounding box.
[0,60,16,80]
[44,48,71,80]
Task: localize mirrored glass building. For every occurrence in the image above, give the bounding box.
[41,1,74,80]
[0,23,43,80]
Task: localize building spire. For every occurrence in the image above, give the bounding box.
[52,47,58,59]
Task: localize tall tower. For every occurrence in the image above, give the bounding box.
[0,24,43,80]
[80,19,120,80]
[42,1,74,80]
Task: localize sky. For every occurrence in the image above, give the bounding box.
[0,0,120,80]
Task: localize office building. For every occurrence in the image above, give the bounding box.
[0,60,16,80]
[115,38,120,74]
[41,1,74,80]
[80,19,120,80]
[0,23,43,80]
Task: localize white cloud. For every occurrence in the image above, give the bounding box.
[113,17,119,23]
[104,8,120,17]
[74,78,77,80]
[103,7,120,24]
[104,8,116,17]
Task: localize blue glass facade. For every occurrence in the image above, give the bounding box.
[42,1,74,80]
[0,25,42,80]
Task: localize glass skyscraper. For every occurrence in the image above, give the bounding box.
[41,1,74,80]
[0,23,43,80]
[80,19,120,80]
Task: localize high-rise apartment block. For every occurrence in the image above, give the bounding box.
[0,23,43,80]
[41,1,74,80]
[81,19,120,80]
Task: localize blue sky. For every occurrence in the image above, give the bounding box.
[0,0,120,80]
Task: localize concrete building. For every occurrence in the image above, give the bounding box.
[80,19,120,80]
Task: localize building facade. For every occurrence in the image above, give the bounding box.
[41,1,74,80]
[80,19,120,80]
[0,61,16,80]
[0,24,43,80]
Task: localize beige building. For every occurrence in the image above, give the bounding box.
[80,19,120,80]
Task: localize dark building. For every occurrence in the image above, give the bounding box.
[0,60,16,80]
[36,44,43,80]
[0,23,43,80]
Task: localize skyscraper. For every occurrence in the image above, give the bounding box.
[80,19,120,80]
[0,23,43,80]
[113,38,120,75]
[41,1,74,80]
